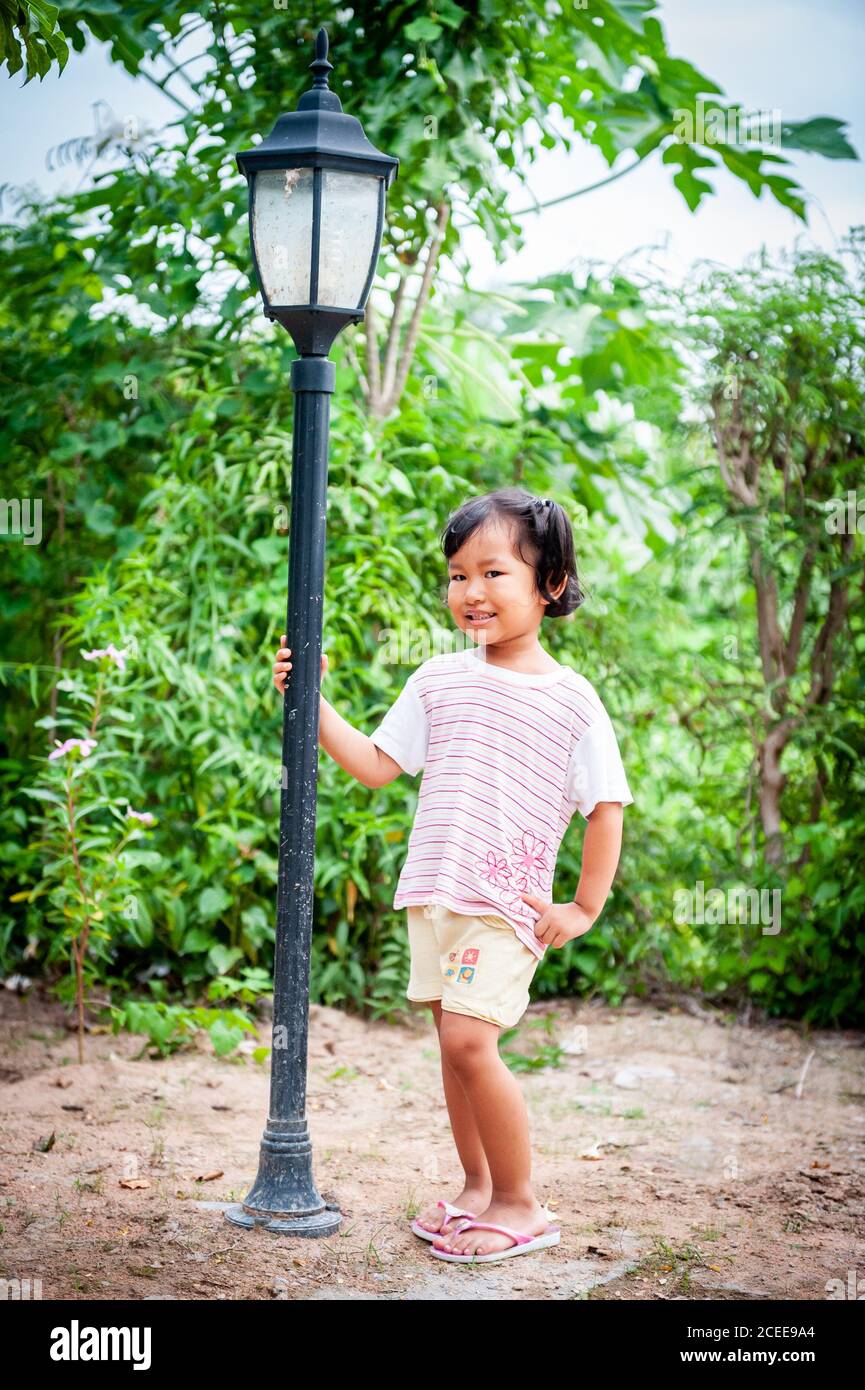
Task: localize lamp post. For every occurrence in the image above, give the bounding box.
[225,27,398,1237]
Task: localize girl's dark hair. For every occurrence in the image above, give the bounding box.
[440,488,585,618]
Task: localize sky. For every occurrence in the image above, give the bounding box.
[0,0,863,294]
[462,0,865,291]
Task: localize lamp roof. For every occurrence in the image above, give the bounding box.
[236,28,398,185]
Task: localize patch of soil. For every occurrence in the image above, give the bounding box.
[1,986,863,1301]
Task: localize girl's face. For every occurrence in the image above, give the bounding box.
[446,520,563,648]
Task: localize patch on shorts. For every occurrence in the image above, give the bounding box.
[461,948,479,964]
[457,965,476,984]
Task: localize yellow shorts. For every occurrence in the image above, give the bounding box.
[406,903,540,1029]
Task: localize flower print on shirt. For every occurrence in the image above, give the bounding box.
[476,848,513,891]
[476,829,551,922]
[509,830,549,889]
[503,829,551,920]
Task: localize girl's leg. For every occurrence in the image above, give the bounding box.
[414,1000,493,1234]
[433,1009,549,1257]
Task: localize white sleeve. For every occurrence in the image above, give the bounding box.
[566,706,633,819]
[368,671,429,777]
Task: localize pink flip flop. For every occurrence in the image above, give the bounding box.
[428,1213,560,1263]
[411,1200,478,1242]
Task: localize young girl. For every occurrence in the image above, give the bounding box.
[272,487,632,1264]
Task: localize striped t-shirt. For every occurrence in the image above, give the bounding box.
[369,645,633,961]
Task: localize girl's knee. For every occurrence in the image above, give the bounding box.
[439,1009,498,1068]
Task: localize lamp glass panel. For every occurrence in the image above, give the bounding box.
[316,170,380,308]
[251,167,314,305]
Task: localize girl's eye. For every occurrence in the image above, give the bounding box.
[449,571,501,581]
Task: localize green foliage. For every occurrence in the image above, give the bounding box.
[0,7,861,1043]
[3,219,863,1031]
[0,0,68,81]
[12,0,853,345]
[500,1014,566,1073]
[109,995,261,1059]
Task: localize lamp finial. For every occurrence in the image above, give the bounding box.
[310,27,333,90]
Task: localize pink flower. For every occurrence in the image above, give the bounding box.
[476,848,513,889]
[82,642,128,672]
[126,807,155,826]
[48,737,97,762]
[502,890,535,921]
[509,829,549,890]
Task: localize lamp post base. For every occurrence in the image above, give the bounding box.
[225,1117,342,1237]
[224,1204,342,1237]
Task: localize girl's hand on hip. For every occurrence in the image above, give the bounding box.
[519,893,595,948]
[273,635,328,694]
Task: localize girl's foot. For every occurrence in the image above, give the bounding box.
[414,1184,492,1237]
[432,1198,551,1256]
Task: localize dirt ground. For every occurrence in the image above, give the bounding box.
[1,983,863,1302]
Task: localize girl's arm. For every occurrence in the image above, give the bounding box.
[573,801,624,925]
[273,637,402,789]
[519,800,625,947]
[319,693,403,788]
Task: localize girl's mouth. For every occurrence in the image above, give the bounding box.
[466,614,496,626]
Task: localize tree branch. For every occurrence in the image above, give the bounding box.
[379,200,451,417]
[510,154,644,216]
[362,298,382,414]
[749,539,784,690]
[783,544,815,679]
[804,534,852,709]
[343,337,369,402]
[380,269,411,404]
[711,394,759,508]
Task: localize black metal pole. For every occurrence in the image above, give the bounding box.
[225,354,341,1236]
